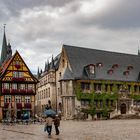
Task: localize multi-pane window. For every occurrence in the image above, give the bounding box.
[13,71,23,78]
[81,82,90,90]
[94,83,101,91]
[19,72,23,77]
[3,83,10,89]
[25,96,31,103]
[20,84,25,90]
[4,95,11,103]
[81,100,90,106]
[28,84,33,90]
[15,96,21,103]
[12,83,17,89]
[13,71,18,77]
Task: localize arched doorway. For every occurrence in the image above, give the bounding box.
[120,103,126,114]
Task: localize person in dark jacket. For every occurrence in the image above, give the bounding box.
[53,115,60,135]
[45,115,53,136]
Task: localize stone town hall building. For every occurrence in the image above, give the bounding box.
[0,28,38,120]
[36,44,140,119]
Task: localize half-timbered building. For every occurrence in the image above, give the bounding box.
[0,28,38,120]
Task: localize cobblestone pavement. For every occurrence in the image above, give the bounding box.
[0,119,140,140]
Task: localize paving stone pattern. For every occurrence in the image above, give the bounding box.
[0,120,140,140]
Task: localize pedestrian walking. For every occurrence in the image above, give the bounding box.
[45,115,53,136]
[53,114,60,135]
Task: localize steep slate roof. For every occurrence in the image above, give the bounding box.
[60,66,74,81]
[63,44,140,82]
[0,51,38,83]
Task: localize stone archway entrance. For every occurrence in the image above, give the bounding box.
[120,103,126,114]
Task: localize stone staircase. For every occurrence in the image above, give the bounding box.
[111,114,140,119]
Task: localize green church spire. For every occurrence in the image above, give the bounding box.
[1,24,8,64]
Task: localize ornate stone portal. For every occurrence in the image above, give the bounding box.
[118,85,132,114]
[118,98,131,114]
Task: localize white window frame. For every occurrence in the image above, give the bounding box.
[15,96,21,103]
[25,96,31,103]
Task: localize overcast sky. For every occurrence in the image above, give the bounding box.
[0,0,140,74]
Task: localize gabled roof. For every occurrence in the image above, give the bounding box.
[0,50,38,83]
[62,44,140,82]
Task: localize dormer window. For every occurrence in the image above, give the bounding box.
[96,62,103,68]
[112,64,119,69]
[127,65,133,70]
[123,71,129,76]
[84,64,95,78]
[89,64,95,74]
[107,69,113,75]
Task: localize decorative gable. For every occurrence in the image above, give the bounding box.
[0,51,38,83]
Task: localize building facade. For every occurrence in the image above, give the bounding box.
[0,29,38,120]
[36,44,140,120]
[35,55,61,116]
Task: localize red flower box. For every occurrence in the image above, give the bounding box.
[16,103,22,109]
[24,103,31,109]
[27,89,34,93]
[19,89,26,93]
[12,77,25,82]
[4,103,9,108]
[11,89,19,93]
[2,89,10,93]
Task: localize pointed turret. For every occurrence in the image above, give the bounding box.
[50,55,55,70]
[7,42,12,59]
[47,60,50,71]
[1,25,8,64]
[44,61,47,72]
[37,67,40,78]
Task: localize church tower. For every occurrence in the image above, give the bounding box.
[0,25,12,65]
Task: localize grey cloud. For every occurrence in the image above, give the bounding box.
[1,0,140,74]
[76,0,140,29]
[0,0,78,19]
